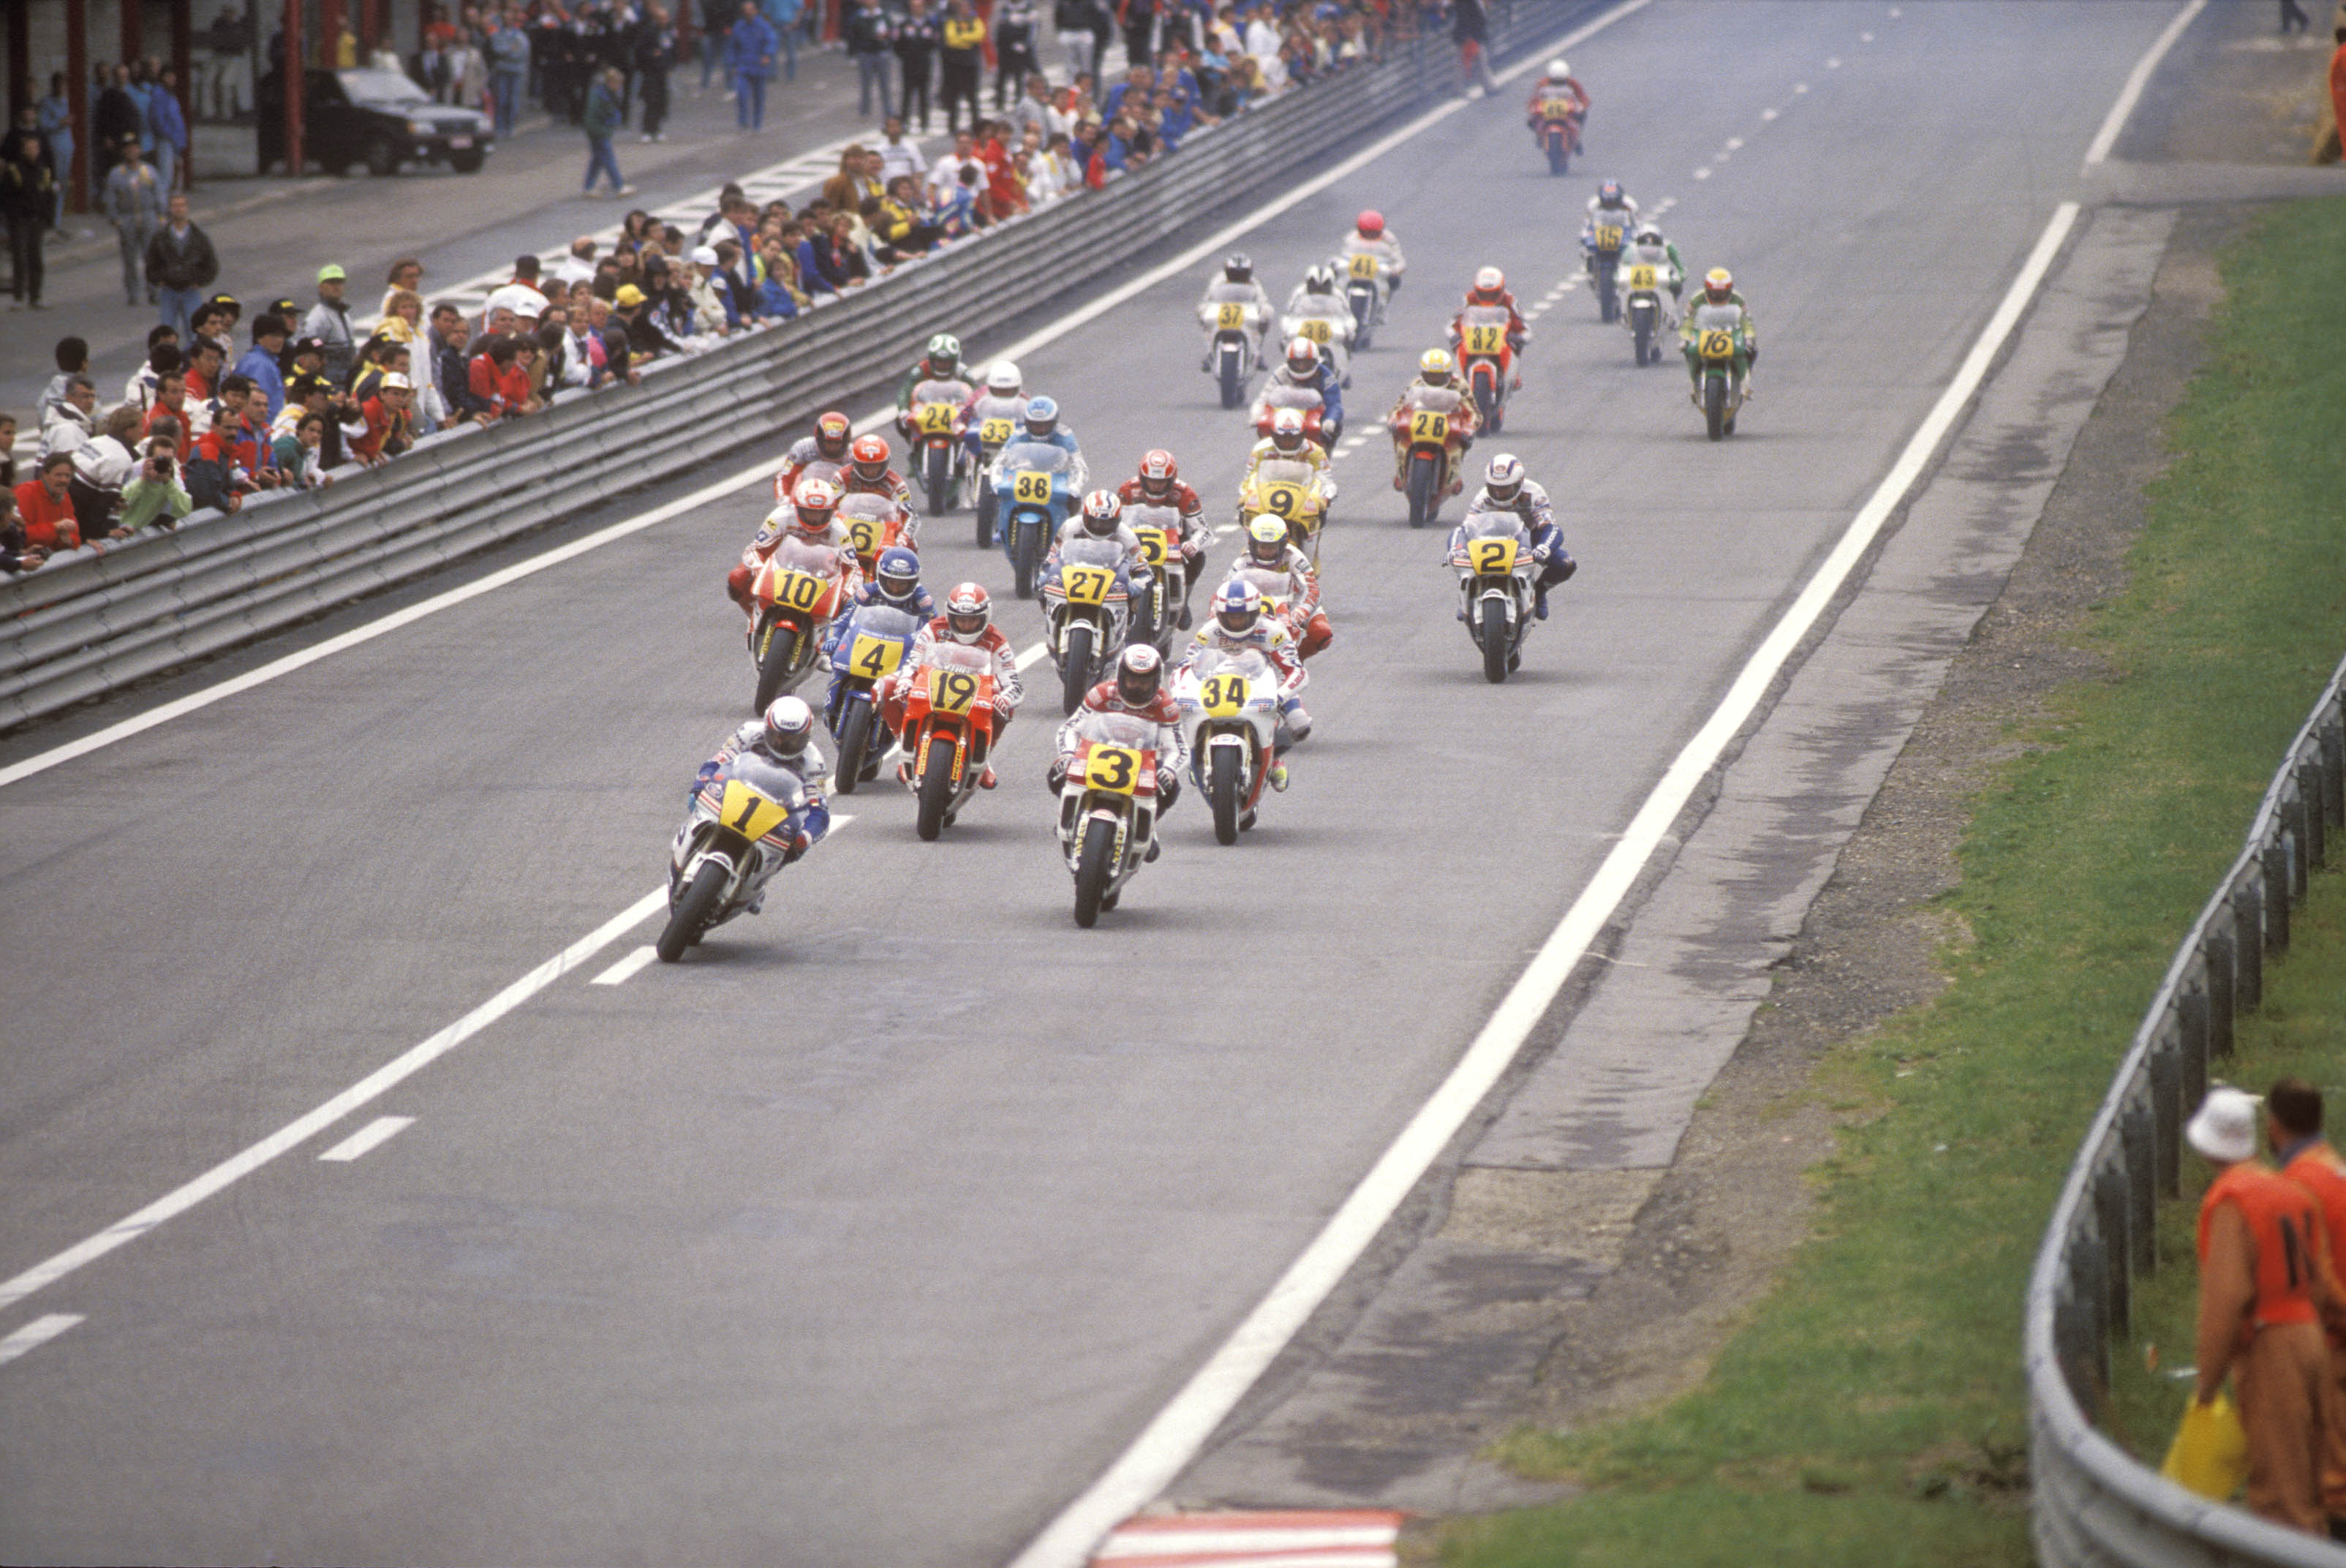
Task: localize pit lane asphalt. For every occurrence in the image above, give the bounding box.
[0,4,2192,1563]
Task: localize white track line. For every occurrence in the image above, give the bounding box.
[1008,199,2083,1568]
[589,944,660,986]
[1016,640,1049,670]
[1,0,1652,794]
[317,1115,415,1163]
[0,1313,84,1368]
[2083,0,2210,167]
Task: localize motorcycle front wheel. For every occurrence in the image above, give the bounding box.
[1014,518,1042,599]
[752,620,802,713]
[1218,344,1243,410]
[657,861,730,962]
[1060,622,1096,716]
[916,732,957,841]
[976,486,996,549]
[1073,815,1118,928]
[1633,317,1652,366]
[1406,452,1437,529]
[926,445,951,517]
[1705,374,1727,441]
[1209,745,1242,846]
[835,701,873,796]
[1480,598,1512,685]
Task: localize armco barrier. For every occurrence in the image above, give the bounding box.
[2028,651,2346,1566]
[0,1,1577,733]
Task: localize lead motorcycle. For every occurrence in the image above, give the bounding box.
[1451,508,1539,685]
[659,752,812,962]
[1056,706,1166,927]
[1172,647,1284,844]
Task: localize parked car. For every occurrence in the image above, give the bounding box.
[257,67,492,177]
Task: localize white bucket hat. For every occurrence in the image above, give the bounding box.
[2187,1086,2260,1164]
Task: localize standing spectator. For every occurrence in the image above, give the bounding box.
[700,0,735,89]
[939,0,987,133]
[878,115,930,185]
[1120,0,1156,74]
[235,313,290,421]
[352,373,416,465]
[2282,0,2312,33]
[486,9,533,140]
[582,67,635,196]
[302,265,358,386]
[895,0,940,132]
[144,192,220,342]
[555,235,600,285]
[151,69,190,192]
[635,7,678,140]
[36,75,73,235]
[380,257,425,314]
[1450,0,1496,95]
[726,2,780,131]
[39,373,97,456]
[764,0,805,82]
[1055,0,1101,81]
[451,26,489,118]
[68,403,143,535]
[2,129,53,310]
[94,64,142,176]
[426,303,494,426]
[2188,1086,2342,1535]
[847,0,897,120]
[414,25,455,99]
[2267,1078,2346,1516]
[994,0,1040,108]
[108,428,194,538]
[102,143,165,308]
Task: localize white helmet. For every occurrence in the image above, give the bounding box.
[1547,59,1569,81]
[987,360,1021,394]
[1485,453,1525,502]
[761,696,815,758]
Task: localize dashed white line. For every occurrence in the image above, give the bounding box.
[1795,82,1810,93]
[1693,167,1712,180]
[0,1313,85,1368]
[1860,31,1874,42]
[318,1116,415,1163]
[1723,135,1744,151]
[1650,197,1678,217]
[589,945,659,986]
[1761,107,1779,121]
[1826,56,1841,68]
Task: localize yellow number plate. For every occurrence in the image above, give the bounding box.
[1060,564,1113,606]
[1699,328,1736,361]
[774,569,826,612]
[1086,745,1142,794]
[1297,318,1331,344]
[1593,225,1623,249]
[1539,96,1576,118]
[1470,537,1520,575]
[930,668,980,715]
[980,417,1012,446]
[1348,252,1378,279]
[1216,302,1247,330]
[1260,484,1302,519]
[1132,526,1169,566]
[850,632,905,678]
[1628,264,1657,290]
[718,777,791,843]
[1014,471,1053,505]
[1410,409,1449,443]
[1201,674,1248,717]
[1465,324,1504,356]
[916,402,958,434]
[848,516,881,557]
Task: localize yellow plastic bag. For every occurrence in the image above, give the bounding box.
[2161,1391,2250,1500]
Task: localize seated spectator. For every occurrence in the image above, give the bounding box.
[123,327,180,409]
[140,368,196,441]
[235,314,290,421]
[15,451,83,553]
[754,235,806,318]
[614,283,684,360]
[39,375,97,462]
[682,246,733,335]
[109,427,195,538]
[350,336,402,405]
[878,117,929,187]
[352,372,416,466]
[186,376,262,512]
[589,294,641,385]
[184,336,227,402]
[875,177,943,258]
[426,304,493,429]
[279,374,362,469]
[68,403,143,536]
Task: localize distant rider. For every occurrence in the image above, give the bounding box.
[842,431,916,513]
[1680,266,1759,398]
[1233,513,1334,658]
[1198,252,1275,366]
[894,332,972,440]
[1449,268,1528,388]
[1387,347,1478,494]
[965,360,1030,459]
[774,409,854,503]
[878,581,1025,790]
[1580,178,1639,269]
[689,696,832,877]
[728,476,859,611]
[1622,221,1686,305]
[1332,208,1406,295]
[1455,453,1575,620]
[1527,59,1589,143]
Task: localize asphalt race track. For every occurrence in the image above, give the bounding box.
[0,4,2192,1564]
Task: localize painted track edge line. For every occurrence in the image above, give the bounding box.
[1004,198,2084,1568]
[2081,0,2210,168]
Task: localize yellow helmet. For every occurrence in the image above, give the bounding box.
[1703,267,1734,301]
[1419,347,1454,380]
[1246,515,1290,555]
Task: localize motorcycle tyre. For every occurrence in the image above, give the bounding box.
[835,702,873,796]
[1073,815,1117,928]
[1480,598,1512,685]
[1632,319,1651,366]
[925,445,951,518]
[1014,515,1042,599]
[916,733,957,842]
[1060,622,1095,716]
[1218,346,1242,410]
[658,861,729,962]
[976,487,995,549]
[1705,374,1727,442]
[1406,452,1436,529]
[752,622,802,714]
[1209,747,1242,846]
[1598,272,1616,324]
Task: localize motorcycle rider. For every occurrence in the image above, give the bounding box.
[1526,58,1590,143]
[1242,407,1339,511]
[894,331,972,439]
[1387,347,1478,493]
[1332,208,1406,296]
[1282,263,1349,320]
[1580,178,1640,271]
[1622,221,1686,305]
[1116,448,1213,617]
[1198,252,1275,367]
[1049,644,1188,853]
[965,359,1030,457]
[688,695,833,882]
[1455,453,1574,620]
[774,409,855,503]
[1044,489,1155,597]
[878,581,1025,791]
[727,475,860,611]
[1680,266,1759,398]
[1259,336,1344,444]
[1234,513,1334,658]
[1449,268,1529,389]
[823,544,935,671]
[1183,578,1310,794]
[842,432,917,513]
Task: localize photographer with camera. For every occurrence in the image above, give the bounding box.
[110,423,195,539]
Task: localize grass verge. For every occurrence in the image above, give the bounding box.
[1439,195,2346,1567]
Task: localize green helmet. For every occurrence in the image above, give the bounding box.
[925,332,962,371]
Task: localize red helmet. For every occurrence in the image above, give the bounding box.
[1468,265,1506,305]
[1137,448,1178,499]
[944,581,992,644]
[1356,208,1384,238]
[792,477,840,534]
[813,410,851,457]
[850,433,891,482]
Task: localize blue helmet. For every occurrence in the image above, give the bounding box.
[1024,395,1059,435]
[1597,178,1626,206]
[874,546,920,604]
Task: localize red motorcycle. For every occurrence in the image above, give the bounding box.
[1452,305,1518,433]
[1531,94,1583,175]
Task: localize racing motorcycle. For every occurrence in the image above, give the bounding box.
[658,751,811,962]
[1532,93,1582,174]
[1686,304,1749,440]
[747,537,850,712]
[899,642,1001,840]
[1056,706,1165,927]
[1043,535,1136,715]
[970,410,1019,547]
[772,455,842,507]
[1585,219,1627,323]
[825,600,923,794]
[906,378,974,518]
[990,440,1082,598]
[1251,382,1332,448]
[1340,252,1384,349]
[1123,501,1185,655]
[1452,508,1539,685]
[1172,647,1283,845]
[1279,304,1354,388]
[1454,306,1517,434]
[1389,390,1471,530]
[838,491,913,580]
[1237,458,1330,560]
[1622,258,1667,366]
[1200,299,1264,410]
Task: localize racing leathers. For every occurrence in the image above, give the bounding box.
[965,391,1030,462]
[1527,74,1590,134]
[1184,617,1310,752]
[842,461,916,513]
[876,616,1026,776]
[820,580,939,669]
[774,434,848,504]
[895,365,975,431]
[1681,289,1759,394]
[690,722,834,864]
[1457,479,1574,616]
[1231,540,1334,658]
[1042,518,1155,600]
[1581,192,1640,265]
[1049,680,1188,809]
[1332,230,1407,295]
[1115,475,1213,593]
[728,509,861,611]
[1261,358,1343,441]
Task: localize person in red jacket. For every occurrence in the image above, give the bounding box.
[1114,447,1210,608]
[352,373,417,466]
[15,453,83,551]
[2268,1077,2346,1523]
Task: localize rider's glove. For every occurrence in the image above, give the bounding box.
[1045,757,1069,792]
[993,696,1015,720]
[1155,768,1180,803]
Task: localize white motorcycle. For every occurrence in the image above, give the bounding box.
[1335,251,1387,348]
[1172,647,1284,845]
[1056,706,1167,927]
[1452,508,1539,685]
[1041,534,1138,715]
[1198,298,1270,411]
[660,751,813,961]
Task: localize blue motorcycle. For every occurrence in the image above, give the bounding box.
[991,441,1082,599]
[823,600,925,793]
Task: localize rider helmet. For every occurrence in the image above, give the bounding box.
[1597,178,1626,207]
[1419,347,1455,384]
[1284,336,1321,377]
[1223,253,1254,282]
[1469,266,1506,304]
[986,360,1022,394]
[791,476,841,534]
[1703,266,1734,303]
[1270,407,1307,453]
[1547,58,1571,81]
[850,434,891,484]
[1303,264,1335,295]
[1634,222,1662,244]
[1485,453,1526,503]
[943,581,992,644]
[761,695,815,759]
[874,546,921,605]
[1079,489,1124,537]
[1023,395,1060,437]
[1356,208,1384,238]
[812,410,852,458]
[1245,516,1289,564]
[1214,578,1263,636]
[924,332,962,375]
[1136,448,1180,500]
[1114,644,1163,707]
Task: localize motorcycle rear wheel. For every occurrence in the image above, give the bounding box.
[835,702,873,796]
[1598,274,1616,324]
[916,733,957,841]
[1218,345,1243,410]
[657,861,730,962]
[1060,622,1096,716]
[976,487,995,549]
[1633,320,1651,366]
[1209,747,1242,845]
[1547,135,1568,175]
[1480,598,1512,685]
[1073,815,1118,928]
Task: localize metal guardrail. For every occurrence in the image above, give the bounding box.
[2028,652,2346,1566]
[0,4,1572,734]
